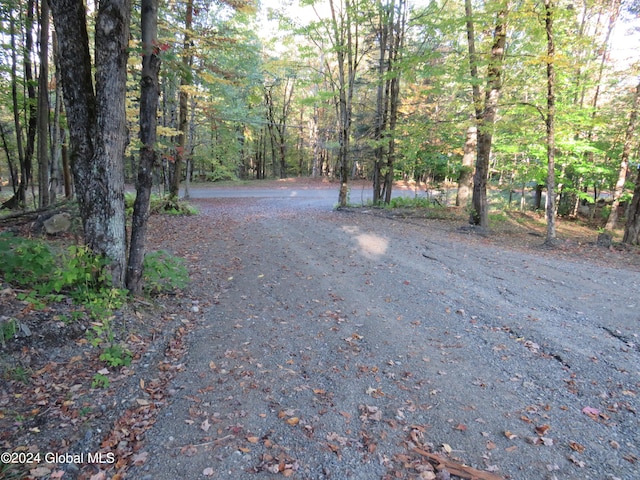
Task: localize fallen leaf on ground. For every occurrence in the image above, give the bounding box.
[132,451,148,466]
[535,424,550,435]
[201,418,211,431]
[29,467,51,478]
[568,454,586,468]
[569,441,585,453]
[285,416,300,426]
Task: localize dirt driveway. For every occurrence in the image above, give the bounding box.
[130,184,640,480]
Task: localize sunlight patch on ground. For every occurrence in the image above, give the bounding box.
[343,225,389,258]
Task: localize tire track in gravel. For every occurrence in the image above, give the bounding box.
[132,197,640,480]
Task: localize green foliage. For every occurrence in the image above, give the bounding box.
[387,196,434,209]
[161,199,198,216]
[91,373,110,389]
[0,233,57,292]
[125,193,198,216]
[0,318,18,344]
[7,365,30,384]
[0,234,112,300]
[143,250,189,294]
[99,344,132,368]
[204,164,237,182]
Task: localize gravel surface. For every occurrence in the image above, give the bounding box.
[130,191,640,480]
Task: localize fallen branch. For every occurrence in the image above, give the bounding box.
[411,447,504,480]
[0,201,73,226]
[176,434,235,449]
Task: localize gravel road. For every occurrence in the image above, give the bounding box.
[131,186,640,480]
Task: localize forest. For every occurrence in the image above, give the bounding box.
[1,0,640,282]
[3,3,640,478]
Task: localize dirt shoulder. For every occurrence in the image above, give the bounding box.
[2,182,639,480]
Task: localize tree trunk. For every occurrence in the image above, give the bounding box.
[37,0,50,208]
[544,0,557,245]
[623,166,640,244]
[50,0,131,287]
[170,0,193,199]
[470,3,508,229]
[456,122,476,207]
[7,14,26,209]
[127,0,161,294]
[328,0,359,208]
[383,0,405,205]
[24,0,37,202]
[608,80,640,231]
[373,0,390,204]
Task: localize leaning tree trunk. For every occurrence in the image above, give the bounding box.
[6,14,26,209]
[127,0,161,293]
[607,80,640,231]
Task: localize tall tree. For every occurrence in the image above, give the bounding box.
[325,0,362,207]
[127,0,161,293]
[37,0,50,207]
[372,0,407,205]
[169,0,193,200]
[457,0,482,208]
[49,0,131,286]
[470,1,508,229]
[608,80,640,231]
[544,0,557,244]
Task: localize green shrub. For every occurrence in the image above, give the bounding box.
[0,233,57,291]
[143,250,189,294]
[388,196,433,208]
[99,343,132,368]
[0,318,18,344]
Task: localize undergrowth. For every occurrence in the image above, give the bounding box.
[0,232,189,384]
[125,192,198,216]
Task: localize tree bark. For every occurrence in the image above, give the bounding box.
[328,0,359,207]
[608,80,640,231]
[372,0,390,204]
[470,2,508,229]
[127,0,161,293]
[37,0,50,208]
[170,0,193,199]
[50,0,131,287]
[456,122,476,207]
[7,14,26,208]
[544,0,557,245]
